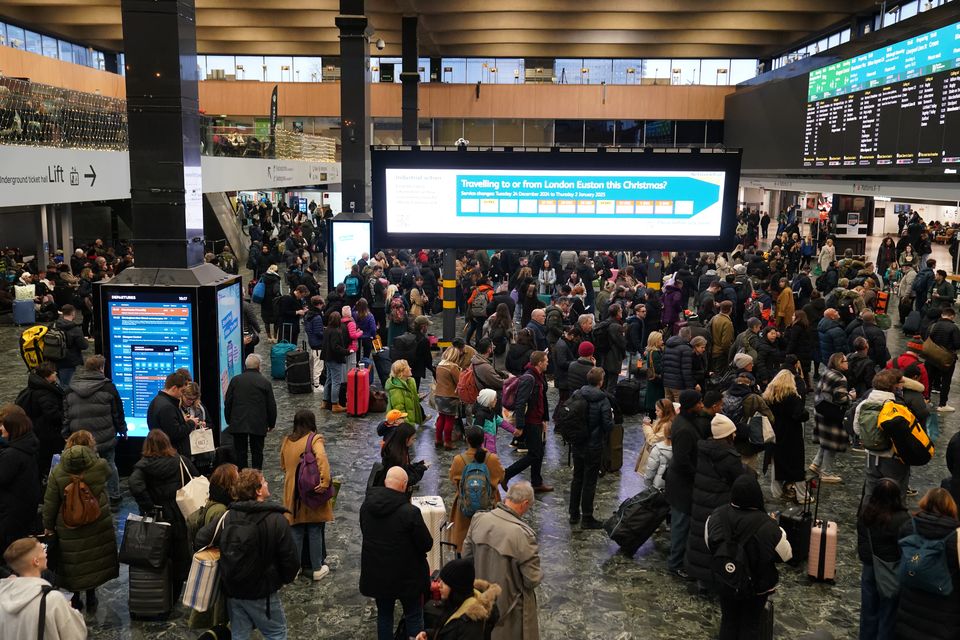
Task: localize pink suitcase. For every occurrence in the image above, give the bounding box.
[807,519,838,581]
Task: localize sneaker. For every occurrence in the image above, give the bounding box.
[851,444,866,453]
[581,517,604,530]
[906,487,919,497]
[819,474,842,484]
[312,565,330,581]
[938,405,956,413]
[808,462,821,474]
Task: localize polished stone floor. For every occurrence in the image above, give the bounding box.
[1,238,956,639]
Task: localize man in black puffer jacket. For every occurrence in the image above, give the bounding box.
[706,474,792,639]
[62,355,126,504]
[845,310,891,368]
[196,468,299,639]
[360,466,433,640]
[17,361,64,480]
[686,414,748,588]
[663,326,696,402]
[923,306,960,411]
[569,367,613,530]
[664,390,705,580]
[146,370,192,456]
[49,304,88,388]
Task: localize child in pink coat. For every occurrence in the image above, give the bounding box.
[340,305,363,354]
[471,388,516,454]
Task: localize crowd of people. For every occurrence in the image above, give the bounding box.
[2,203,960,640]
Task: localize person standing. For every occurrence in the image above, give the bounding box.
[463,481,542,640]
[303,295,326,391]
[569,367,614,529]
[923,306,960,412]
[49,304,88,387]
[224,354,278,470]
[18,361,65,480]
[601,305,627,392]
[765,370,812,503]
[664,390,705,580]
[810,352,854,484]
[62,355,126,506]
[196,468,299,640]
[0,538,87,638]
[360,467,433,640]
[709,301,735,374]
[502,351,553,493]
[259,264,283,342]
[663,327,697,402]
[321,311,349,413]
[760,211,771,240]
[280,410,333,582]
[0,411,41,552]
[146,370,192,456]
[448,427,505,552]
[42,430,119,612]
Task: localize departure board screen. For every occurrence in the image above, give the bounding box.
[802,21,960,168]
[105,291,196,437]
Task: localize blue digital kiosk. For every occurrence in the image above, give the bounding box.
[95,265,243,470]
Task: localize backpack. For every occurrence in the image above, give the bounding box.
[554,392,590,445]
[295,433,334,513]
[877,400,934,466]
[592,320,612,355]
[490,325,508,356]
[721,392,747,438]
[391,332,418,365]
[456,365,480,404]
[501,374,525,411]
[469,289,489,318]
[457,455,494,518]
[219,511,268,586]
[857,398,892,452]
[390,297,407,324]
[898,518,956,596]
[62,474,101,528]
[710,511,765,601]
[251,280,266,303]
[19,325,49,370]
[344,275,360,297]
[42,324,67,361]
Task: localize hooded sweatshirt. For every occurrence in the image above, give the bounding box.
[0,577,86,640]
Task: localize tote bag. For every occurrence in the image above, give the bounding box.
[182,512,228,612]
[118,513,171,569]
[176,457,210,521]
[189,429,215,456]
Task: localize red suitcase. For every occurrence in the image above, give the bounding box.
[347,365,371,417]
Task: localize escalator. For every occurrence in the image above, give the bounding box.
[203,192,249,267]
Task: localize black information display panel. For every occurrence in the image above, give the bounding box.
[802,21,960,169]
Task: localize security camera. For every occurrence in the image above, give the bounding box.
[376,38,385,51]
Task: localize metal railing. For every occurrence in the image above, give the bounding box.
[0,77,127,150]
[0,77,338,162]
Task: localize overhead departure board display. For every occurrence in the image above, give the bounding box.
[105,290,196,437]
[802,20,960,168]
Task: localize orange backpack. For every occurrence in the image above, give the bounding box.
[62,474,101,528]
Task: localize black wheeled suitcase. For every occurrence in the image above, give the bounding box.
[779,479,814,566]
[128,564,171,619]
[614,378,642,416]
[602,487,670,556]
[285,342,312,394]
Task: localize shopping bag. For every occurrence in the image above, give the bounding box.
[176,457,210,521]
[182,513,228,612]
[118,513,171,569]
[189,429,216,456]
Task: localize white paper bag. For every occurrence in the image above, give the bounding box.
[176,457,210,520]
[189,428,215,455]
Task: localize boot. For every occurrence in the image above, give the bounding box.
[331,404,346,413]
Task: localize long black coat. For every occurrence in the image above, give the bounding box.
[224,369,278,436]
[783,323,812,365]
[685,438,747,582]
[359,486,433,601]
[146,391,192,456]
[0,433,41,549]
[663,411,702,515]
[769,394,809,483]
[22,372,65,472]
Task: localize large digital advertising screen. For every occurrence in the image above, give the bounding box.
[216,282,243,429]
[372,150,740,251]
[330,220,372,286]
[104,290,196,438]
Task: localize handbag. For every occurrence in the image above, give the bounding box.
[922,337,957,369]
[176,457,210,521]
[867,529,900,598]
[372,335,383,352]
[182,512,228,612]
[118,513,171,569]
[815,399,844,424]
[646,351,658,382]
[189,429,215,456]
[747,414,775,446]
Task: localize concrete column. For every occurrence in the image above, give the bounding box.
[120,0,205,268]
[59,203,73,258]
[45,204,58,257]
[336,0,374,214]
[441,249,456,347]
[35,205,49,267]
[400,16,419,146]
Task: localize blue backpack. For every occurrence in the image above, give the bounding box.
[251,280,266,303]
[345,275,361,297]
[898,518,956,596]
[457,455,493,518]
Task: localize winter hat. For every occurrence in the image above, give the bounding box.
[385,409,407,424]
[733,353,753,369]
[679,389,701,411]
[730,474,765,510]
[578,341,595,358]
[733,264,747,274]
[414,315,432,328]
[711,414,737,440]
[476,388,497,408]
[438,558,475,594]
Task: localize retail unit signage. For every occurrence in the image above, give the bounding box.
[0,146,340,207]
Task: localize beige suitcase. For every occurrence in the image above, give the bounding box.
[411,495,448,573]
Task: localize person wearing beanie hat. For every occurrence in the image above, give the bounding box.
[416,561,502,640]
[706,475,792,639]
[577,341,595,358]
[471,389,517,455]
[567,341,598,394]
[684,407,749,586]
[732,352,753,372]
[887,340,930,397]
[662,388,705,579]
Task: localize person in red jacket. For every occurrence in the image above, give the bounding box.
[887,337,930,398]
